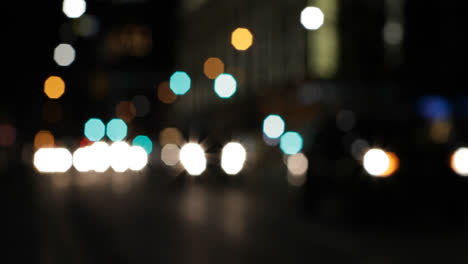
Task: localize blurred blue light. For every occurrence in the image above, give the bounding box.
[84,118,105,141]
[169,71,191,95]
[263,114,285,139]
[132,135,153,154]
[280,131,303,155]
[106,118,127,142]
[214,73,237,98]
[418,96,452,121]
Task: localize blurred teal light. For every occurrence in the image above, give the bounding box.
[169,71,191,95]
[263,114,285,139]
[106,118,127,142]
[84,118,105,141]
[132,135,153,154]
[214,73,237,98]
[280,131,303,155]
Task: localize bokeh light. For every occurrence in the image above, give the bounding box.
[109,141,131,172]
[418,96,452,121]
[169,71,191,95]
[42,101,63,124]
[106,118,127,142]
[214,73,237,98]
[128,146,148,171]
[34,130,55,149]
[231,28,253,51]
[44,76,65,99]
[263,115,285,139]
[158,81,177,104]
[84,118,105,142]
[287,152,309,176]
[34,148,73,173]
[204,57,224,79]
[381,152,399,177]
[132,135,153,154]
[159,127,184,146]
[62,0,87,19]
[131,95,150,117]
[0,123,16,147]
[451,148,468,176]
[73,147,91,172]
[161,144,180,166]
[280,132,303,155]
[350,138,369,160]
[54,43,76,66]
[88,142,111,172]
[115,101,136,123]
[300,7,325,30]
[180,143,206,176]
[221,142,247,175]
[363,148,390,177]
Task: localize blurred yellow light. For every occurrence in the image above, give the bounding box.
[115,101,136,123]
[451,148,468,176]
[231,28,253,51]
[34,130,55,149]
[157,81,177,104]
[159,127,184,146]
[203,57,224,79]
[381,152,399,177]
[44,76,65,99]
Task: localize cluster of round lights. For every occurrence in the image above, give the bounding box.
[262,114,304,155]
[84,118,127,142]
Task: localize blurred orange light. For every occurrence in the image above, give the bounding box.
[44,76,65,99]
[34,130,55,149]
[157,81,177,104]
[231,28,253,51]
[203,57,224,79]
[159,127,184,147]
[115,101,136,123]
[381,152,399,177]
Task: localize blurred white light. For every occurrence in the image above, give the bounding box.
[34,148,73,173]
[300,7,324,30]
[128,146,148,171]
[180,143,206,176]
[383,22,403,45]
[363,148,390,176]
[287,152,308,176]
[263,115,285,139]
[109,141,131,172]
[73,147,88,172]
[221,142,247,175]
[451,148,468,176]
[89,142,110,172]
[161,144,180,166]
[62,0,87,19]
[54,43,76,66]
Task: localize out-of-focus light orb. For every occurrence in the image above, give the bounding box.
[131,95,150,117]
[158,81,177,104]
[300,7,324,30]
[159,127,184,146]
[180,143,206,176]
[84,118,105,142]
[44,76,65,99]
[263,115,285,139]
[169,71,191,95]
[0,123,16,147]
[287,152,308,176]
[54,43,75,66]
[350,139,369,160]
[280,132,303,155]
[231,27,253,51]
[214,73,237,99]
[89,142,111,172]
[383,22,403,45]
[109,141,131,172]
[204,57,224,79]
[74,14,99,37]
[34,148,73,173]
[34,130,55,149]
[363,148,390,176]
[382,152,399,177]
[62,0,87,19]
[73,147,91,172]
[132,135,153,154]
[221,142,247,175]
[115,101,136,123]
[161,144,180,166]
[106,118,127,142]
[451,148,468,176]
[418,96,452,121]
[128,146,148,171]
[336,110,356,132]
